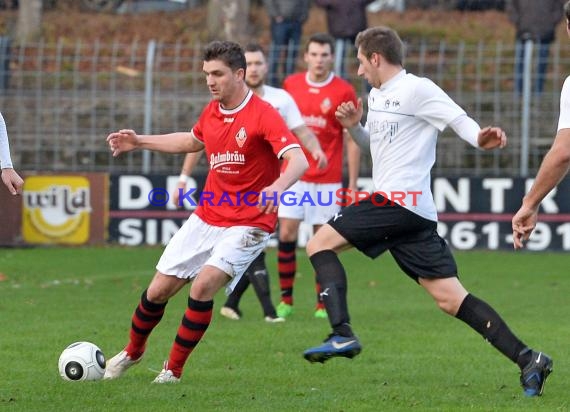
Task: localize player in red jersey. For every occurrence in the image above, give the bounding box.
[276,33,361,319]
[172,43,327,323]
[104,40,308,383]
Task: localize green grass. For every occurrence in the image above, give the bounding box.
[0,246,569,411]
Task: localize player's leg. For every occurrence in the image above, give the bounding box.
[156,225,270,383]
[105,215,208,380]
[104,272,187,379]
[312,223,327,318]
[303,195,393,363]
[155,264,229,383]
[245,251,283,321]
[306,183,342,319]
[220,273,250,320]
[393,221,552,397]
[421,276,552,396]
[303,224,360,363]
[276,217,301,317]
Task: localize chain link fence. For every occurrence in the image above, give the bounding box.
[0,37,567,177]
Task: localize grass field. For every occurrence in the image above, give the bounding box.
[0,246,569,411]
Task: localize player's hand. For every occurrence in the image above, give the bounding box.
[171,181,187,208]
[311,148,328,169]
[512,204,538,249]
[257,185,281,214]
[1,168,24,195]
[335,98,364,129]
[106,129,140,157]
[477,126,507,150]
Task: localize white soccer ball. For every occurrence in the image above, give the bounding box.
[58,341,106,381]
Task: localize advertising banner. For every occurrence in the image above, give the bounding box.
[108,174,570,251]
[0,173,108,246]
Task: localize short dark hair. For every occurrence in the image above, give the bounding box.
[244,43,265,55]
[305,33,336,54]
[203,41,246,72]
[355,26,404,66]
[565,0,570,22]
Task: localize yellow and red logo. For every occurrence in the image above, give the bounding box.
[22,176,91,244]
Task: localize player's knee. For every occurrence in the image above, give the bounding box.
[434,297,461,316]
[145,286,170,304]
[306,236,325,256]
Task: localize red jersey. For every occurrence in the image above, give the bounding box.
[192,90,301,232]
[283,72,357,183]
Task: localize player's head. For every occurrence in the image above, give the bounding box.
[202,41,246,103]
[304,33,335,82]
[355,26,405,88]
[564,1,570,36]
[244,43,268,89]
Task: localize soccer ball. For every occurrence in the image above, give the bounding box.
[58,341,106,381]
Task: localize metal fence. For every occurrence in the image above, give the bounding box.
[0,37,568,177]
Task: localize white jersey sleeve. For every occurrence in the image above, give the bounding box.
[261,85,305,130]
[0,111,13,169]
[413,78,466,131]
[557,76,570,131]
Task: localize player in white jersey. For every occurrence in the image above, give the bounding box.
[0,111,24,195]
[513,1,570,251]
[302,26,552,398]
[172,44,326,323]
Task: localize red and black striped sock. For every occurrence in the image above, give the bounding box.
[167,297,213,378]
[278,241,297,305]
[125,289,167,360]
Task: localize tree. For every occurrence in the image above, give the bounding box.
[17,0,42,44]
[207,0,251,43]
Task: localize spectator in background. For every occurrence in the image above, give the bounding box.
[0,111,23,195]
[263,0,311,86]
[507,0,564,96]
[315,0,374,80]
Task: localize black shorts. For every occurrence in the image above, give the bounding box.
[328,193,457,281]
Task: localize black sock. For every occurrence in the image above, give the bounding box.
[247,252,277,318]
[310,250,353,337]
[224,269,250,311]
[456,294,527,365]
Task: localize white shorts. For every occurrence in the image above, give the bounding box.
[277,181,341,225]
[156,214,270,294]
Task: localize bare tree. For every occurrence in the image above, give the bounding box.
[207,0,251,43]
[17,0,43,44]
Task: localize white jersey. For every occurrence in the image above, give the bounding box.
[557,76,570,131]
[366,70,465,221]
[260,85,305,131]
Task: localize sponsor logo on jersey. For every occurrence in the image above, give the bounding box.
[303,115,327,129]
[224,117,235,123]
[235,126,247,147]
[210,150,246,169]
[320,97,332,114]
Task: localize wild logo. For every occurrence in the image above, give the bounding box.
[22,176,91,244]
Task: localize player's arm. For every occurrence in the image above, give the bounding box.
[448,114,507,150]
[290,124,327,169]
[336,98,370,150]
[172,150,204,207]
[0,112,23,195]
[512,128,570,248]
[344,131,361,191]
[258,147,308,214]
[107,129,204,156]
[523,128,570,210]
